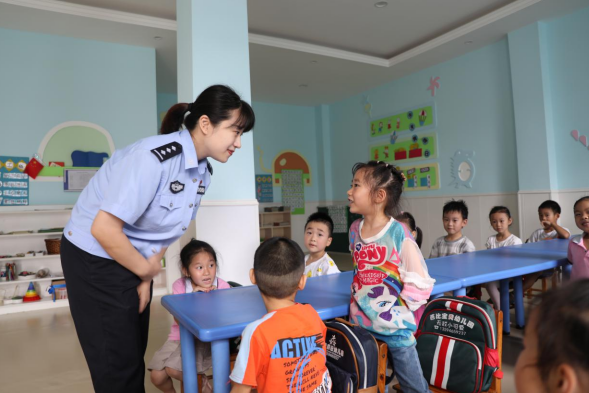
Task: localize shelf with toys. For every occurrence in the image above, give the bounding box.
[0,205,72,314]
[0,205,170,313]
[258,206,292,242]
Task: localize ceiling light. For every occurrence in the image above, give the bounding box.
[464,40,473,45]
[299,84,308,88]
[154,36,163,41]
[374,1,388,8]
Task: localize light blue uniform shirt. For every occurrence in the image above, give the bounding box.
[64,130,211,260]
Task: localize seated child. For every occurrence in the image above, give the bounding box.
[515,279,589,393]
[230,237,332,393]
[149,240,230,393]
[568,196,589,281]
[304,212,341,277]
[528,200,570,242]
[523,200,571,292]
[483,206,522,308]
[396,211,423,248]
[429,199,476,258]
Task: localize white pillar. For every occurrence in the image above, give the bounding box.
[167,0,259,287]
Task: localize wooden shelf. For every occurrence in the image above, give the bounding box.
[0,276,64,286]
[0,209,72,215]
[0,298,69,315]
[0,231,62,239]
[259,211,292,240]
[0,254,60,262]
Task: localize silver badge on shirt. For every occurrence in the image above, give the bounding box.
[170,180,184,194]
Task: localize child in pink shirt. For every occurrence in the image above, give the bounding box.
[149,240,230,393]
[569,196,589,281]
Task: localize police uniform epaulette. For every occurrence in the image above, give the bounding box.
[150,142,182,162]
[207,160,213,175]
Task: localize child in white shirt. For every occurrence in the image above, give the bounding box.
[304,212,341,277]
[484,206,522,308]
[429,199,476,258]
[522,200,570,293]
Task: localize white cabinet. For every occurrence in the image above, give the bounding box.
[0,205,168,315]
[0,205,71,315]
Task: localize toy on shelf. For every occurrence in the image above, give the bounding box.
[23,282,41,302]
[4,263,16,281]
[46,284,67,302]
[18,271,36,280]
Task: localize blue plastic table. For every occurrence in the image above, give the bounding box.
[162,270,460,393]
[426,239,569,334]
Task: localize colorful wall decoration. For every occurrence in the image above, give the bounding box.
[396,163,440,191]
[370,132,437,164]
[571,129,589,149]
[273,151,312,186]
[0,156,29,205]
[369,104,435,138]
[282,169,305,215]
[37,121,115,179]
[255,174,273,203]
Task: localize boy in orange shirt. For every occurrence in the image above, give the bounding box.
[229,237,332,393]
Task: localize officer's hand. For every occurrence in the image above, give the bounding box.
[145,253,163,279]
[137,280,152,313]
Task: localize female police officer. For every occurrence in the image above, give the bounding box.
[60,85,255,393]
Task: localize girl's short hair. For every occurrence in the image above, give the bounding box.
[160,85,255,135]
[535,280,589,383]
[396,211,423,248]
[180,239,218,272]
[489,206,511,219]
[352,161,404,218]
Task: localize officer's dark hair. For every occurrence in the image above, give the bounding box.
[443,199,469,220]
[253,237,305,299]
[180,239,218,274]
[538,200,561,215]
[160,85,255,135]
[396,211,422,248]
[534,279,589,385]
[305,212,334,237]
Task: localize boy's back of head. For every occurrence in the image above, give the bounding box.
[305,212,334,237]
[443,199,469,220]
[539,200,561,215]
[254,237,305,299]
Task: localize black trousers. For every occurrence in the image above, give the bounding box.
[61,236,152,393]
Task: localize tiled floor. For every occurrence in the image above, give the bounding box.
[1,255,544,393]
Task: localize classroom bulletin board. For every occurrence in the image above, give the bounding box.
[369,104,435,138]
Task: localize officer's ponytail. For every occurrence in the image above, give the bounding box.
[160,85,255,135]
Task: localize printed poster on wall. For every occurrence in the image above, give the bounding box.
[0,156,29,205]
[327,205,348,233]
[396,163,440,191]
[255,174,273,203]
[370,104,435,138]
[281,169,305,215]
[370,132,437,164]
